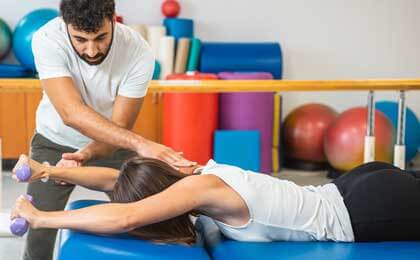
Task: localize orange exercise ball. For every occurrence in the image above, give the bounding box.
[324,107,394,171]
[284,103,338,163]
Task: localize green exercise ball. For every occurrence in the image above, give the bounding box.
[0,18,12,60]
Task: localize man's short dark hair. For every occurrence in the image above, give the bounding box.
[60,0,115,33]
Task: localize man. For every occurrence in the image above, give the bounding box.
[25,0,192,259]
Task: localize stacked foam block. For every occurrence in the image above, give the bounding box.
[128,0,200,79]
[128,22,198,80]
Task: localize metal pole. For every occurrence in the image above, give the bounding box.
[394,90,406,169]
[364,91,376,163]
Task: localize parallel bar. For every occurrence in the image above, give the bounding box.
[394,90,407,169]
[396,91,406,146]
[366,91,375,137]
[1,79,420,92]
[364,91,376,163]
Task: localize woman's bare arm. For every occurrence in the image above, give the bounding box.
[47,166,120,191]
[13,175,211,234]
[13,155,119,191]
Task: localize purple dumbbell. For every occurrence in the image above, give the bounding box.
[16,164,32,182]
[10,195,33,236]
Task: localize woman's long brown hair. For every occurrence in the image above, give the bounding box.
[110,157,197,245]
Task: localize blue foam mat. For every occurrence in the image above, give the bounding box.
[58,200,210,260]
[196,216,420,260]
[163,18,194,40]
[200,42,282,79]
[0,64,34,78]
[58,200,420,260]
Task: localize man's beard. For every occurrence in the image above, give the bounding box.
[80,53,106,65]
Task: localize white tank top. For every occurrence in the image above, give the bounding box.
[201,160,354,242]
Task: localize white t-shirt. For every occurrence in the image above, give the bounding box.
[32,17,154,149]
[202,160,355,242]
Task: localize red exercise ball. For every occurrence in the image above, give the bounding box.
[324,107,394,171]
[115,15,123,24]
[162,0,181,18]
[284,103,338,163]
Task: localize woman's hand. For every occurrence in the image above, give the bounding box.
[12,155,49,182]
[10,195,42,229]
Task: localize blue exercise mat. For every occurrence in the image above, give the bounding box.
[58,200,210,260]
[0,64,33,78]
[200,42,282,79]
[196,216,420,260]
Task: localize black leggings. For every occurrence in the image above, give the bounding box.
[333,161,420,242]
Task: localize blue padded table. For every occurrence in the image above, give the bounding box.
[196,216,420,260]
[57,200,210,260]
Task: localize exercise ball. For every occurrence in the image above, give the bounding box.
[115,15,124,24]
[13,9,59,71]
[0,18,12,60]
[324,107,394,171]
[162,0,181,18]
[283,103,338,163]
[376,101,420,162]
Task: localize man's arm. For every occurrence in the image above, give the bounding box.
[42,77,144,153]
[73,95,144,162]
[42,77,188,165]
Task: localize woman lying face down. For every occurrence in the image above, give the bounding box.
[11,155,420,244]
[11,156,250,245]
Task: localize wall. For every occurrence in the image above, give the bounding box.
[1,0,419,116]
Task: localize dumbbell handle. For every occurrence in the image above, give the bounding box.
[10,195,33,236]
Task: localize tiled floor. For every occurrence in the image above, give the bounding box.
[0,155,418,259]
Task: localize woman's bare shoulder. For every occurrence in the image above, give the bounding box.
[177,174,225,190]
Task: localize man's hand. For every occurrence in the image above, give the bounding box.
[59,150,92,167]
[178,165,203,175]
[54,151,91,185]
[138,140,196,168]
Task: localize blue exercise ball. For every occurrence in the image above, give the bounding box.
[0,18,12,60]
[13,9,59,71]
[376,101,420,162]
